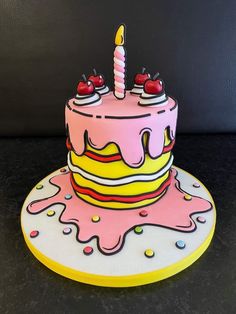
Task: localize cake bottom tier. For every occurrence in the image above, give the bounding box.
[68,131,174,209]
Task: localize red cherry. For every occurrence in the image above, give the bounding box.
[144,73,164,95]
[88,74,105,87]
[134,73,150,85]
[134,67,150,85]
[77,75,95,95]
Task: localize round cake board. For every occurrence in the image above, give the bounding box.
[21,166,216,287]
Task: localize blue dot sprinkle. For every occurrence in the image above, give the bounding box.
[175,240,186,249]
[65,194,72,200]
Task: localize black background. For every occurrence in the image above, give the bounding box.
[1,135,236,313]
[0,1,236,313]
[1,0,236,136]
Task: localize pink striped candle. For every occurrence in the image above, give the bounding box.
[113,24,126,99]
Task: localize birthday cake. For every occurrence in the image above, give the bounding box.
[21,24,216,287]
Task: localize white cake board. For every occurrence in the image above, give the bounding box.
[21,166,216,287]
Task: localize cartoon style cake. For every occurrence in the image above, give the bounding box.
[21,24,216,287]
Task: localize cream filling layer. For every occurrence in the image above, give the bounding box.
[68,153,173,186]
[139,93,167,105]
[96,85,110,95]
[74,93,102,106]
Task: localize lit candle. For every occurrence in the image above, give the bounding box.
[113,24,126,99]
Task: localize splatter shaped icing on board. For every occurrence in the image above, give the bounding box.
[27,168,212,255]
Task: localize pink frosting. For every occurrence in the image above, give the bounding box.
[66,93,178,167]
[27,169,212,255]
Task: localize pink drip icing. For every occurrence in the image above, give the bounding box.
[66,94,178,167]
[27,169,212,255]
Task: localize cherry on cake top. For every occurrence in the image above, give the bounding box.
[134,67,151,85]
[88,69,105,88]
[144,73,165,95]
[77,74,95,96]
[74,24,168,105]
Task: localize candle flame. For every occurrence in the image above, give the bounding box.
[115,24,125,46]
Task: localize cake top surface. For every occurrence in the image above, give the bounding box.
[67,93,176,120]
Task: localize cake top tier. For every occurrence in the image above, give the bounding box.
[66,93,178,168]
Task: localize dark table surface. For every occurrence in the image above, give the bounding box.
[0,135,235,314]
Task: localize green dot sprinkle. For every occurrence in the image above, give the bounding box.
[134,226,143,234]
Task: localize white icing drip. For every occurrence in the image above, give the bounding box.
[74,93,102,106]
[113,57,125,67]
[68,153,173,186]
[114,70,125,78]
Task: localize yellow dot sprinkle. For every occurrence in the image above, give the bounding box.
[91,215,100,223]
[145,249,155,258]
[36,184,43,190]
[184,194,192,201]
[47,210,55,217]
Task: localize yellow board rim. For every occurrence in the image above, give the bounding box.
[21,166,216,287]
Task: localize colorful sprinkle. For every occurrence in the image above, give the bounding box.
[91,215,100,223]
[47,210,55,217]
[65,194,72,200]
[60,168,67,173]
[144,249,155,258]
[184,194,192,201]
[30,230,39,238]
[193,182,200,188]
[36,184,43,190]
[83,246,93,256]
[134,226,143,234]
[197,216,206,223]
[175,240,186,249]
[63,227,72,235]
[139,210,148,217]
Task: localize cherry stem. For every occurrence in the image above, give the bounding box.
[82,74,87,82]
[141,67,146,74]
[153,72,160,80]
[93,68,97,75]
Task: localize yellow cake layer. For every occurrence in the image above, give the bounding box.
[70,151,172,179]
[72,171,169,196]
[69,129,173,209]
[75,190,167,209]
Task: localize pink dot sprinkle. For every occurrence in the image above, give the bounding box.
[63,227,72,235]
[139,210,148,217]
[30,230,39,238]
[197,216,206,223]
[60,168,67,173]
[83,246,93,256]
